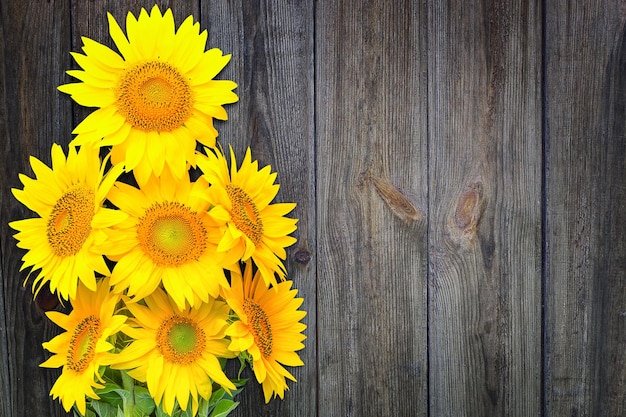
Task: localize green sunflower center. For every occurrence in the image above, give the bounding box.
[226,185,263,246]
[67,315,101,373]
[156,315,205,364]
[243,299,272,358]
[137,202,207,267]
[47,187,94,257]
[116,61,192,132]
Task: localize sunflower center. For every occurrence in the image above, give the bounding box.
[226,185,263,246]
[137,202,207,267]
[243,299,272,358]
[67,315,101,373]
[156,315,205,364]
[116,61,192,132]
[47,187,94,257]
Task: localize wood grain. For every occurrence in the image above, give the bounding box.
[201,1,316,415]
[427,0,542,415]
[544,1,626,415]
[2,1,626,417]
[316,0,429,415]
[0,1,73,416]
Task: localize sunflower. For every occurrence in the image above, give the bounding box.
[196,147,298,288]
[101,166,228,309]
[112,288,236,415]
[223,261,306,402]
[9,144,126,301]
[40,277,126,415]
[58,5,238,185]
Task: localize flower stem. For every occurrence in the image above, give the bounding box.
[121,370,135,417]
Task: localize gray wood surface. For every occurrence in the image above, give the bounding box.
[0,1,625,416]
[544,1,626,416]
[201,0,317,415]
[316,0,428,416]
[1,1,73,416]
[428,1,542,416]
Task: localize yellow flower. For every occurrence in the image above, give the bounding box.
[58,5,238,185]
[112,288,236,415]
[40,277,126,415]
[196,147,298,288]
[101,167,228,309]
[223,261,306,402]
[9,144,126,301]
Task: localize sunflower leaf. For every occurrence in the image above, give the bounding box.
[208,387,226,405]
[90,399,117,417]
[133,386,156,416]
[197,397,210,417]
[74,408,97,417]
[209,399,239,417]
[154,405,169,417]
[94,382,124,408]
[113,388,132,406]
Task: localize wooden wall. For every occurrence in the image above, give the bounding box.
[0,0,624,416]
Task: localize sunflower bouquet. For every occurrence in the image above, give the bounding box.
[9,5,306,417]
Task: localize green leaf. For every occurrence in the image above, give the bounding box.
[116,407,125,417]
[197,397,210,417]
[73,407,96,417]
[208,387,227,406]
[94,381,125,409]
[133,386,156,416]
[113,388,133,407]
[101,366,125,388]
[90,400,117,417]
[82,407,97,417]
[154,404,169,417]
[209,400,239,417]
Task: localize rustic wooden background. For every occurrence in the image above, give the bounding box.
[1,0,625,416]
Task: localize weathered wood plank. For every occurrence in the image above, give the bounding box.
[0,3,11,415]
[0,1,73,416]
[201,1,316,416]
[544,1,626,415]
[316,1,429,416]
[427,1,542,416]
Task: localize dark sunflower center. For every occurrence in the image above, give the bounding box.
[47,187,94,257]
[156,315,205,364]
[226,185,263,246]
[67,315,101,373]
[137,202,207,266]
[243,299,272,358]
[116,61,192,132]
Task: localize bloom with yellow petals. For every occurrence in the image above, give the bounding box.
[40,278,126,415]
[101,167,228,309]
[58,5,238,185]
[223,261,306,402]
[196,147,298,288]
[9,144,125,301]
[112,288,236,415]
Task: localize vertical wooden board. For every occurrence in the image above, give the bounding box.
[202,1,316,416]
[0,1,73,416]
[427,1,542,416]
[0,3,10,415]
[316,1,428,416]
[545,1,626,415]
[70,1,200,53]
